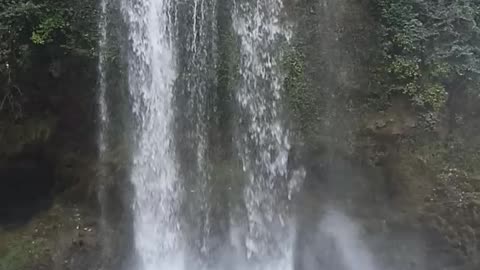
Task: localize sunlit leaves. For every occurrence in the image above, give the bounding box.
[31,14,65,44]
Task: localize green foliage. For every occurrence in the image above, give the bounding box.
[0,0,98,81]
[372,0,480,111]
[0,236,47,270]
[31,13,65,45]
[0,0,98,54]
[0,0,98,118]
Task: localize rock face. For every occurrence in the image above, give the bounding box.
[286,0,480,269]
[0,24,100,268]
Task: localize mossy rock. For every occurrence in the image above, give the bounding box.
[0,202,101,270]
[0,116,57,159]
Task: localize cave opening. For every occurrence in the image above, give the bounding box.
[0,155,55,227]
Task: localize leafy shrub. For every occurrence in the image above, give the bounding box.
[372,0,480,111]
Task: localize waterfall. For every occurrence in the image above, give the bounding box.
[120,0,183,269]
[97,0,110,261]
[102,0,298,269]
[232,0,294,269]
[95,0,391,269]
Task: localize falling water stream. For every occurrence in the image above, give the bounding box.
[121,0,183,269]
[174,0,216,263]
[99,0,380,269]
[97,0,108,155]
[232,0,294,268]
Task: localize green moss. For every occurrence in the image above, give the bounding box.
[410,132,480,176]
[283,48,316,136]
[0,116,56,158]
[0,236,48,270]
[0,213,58,270]
[0,203,95,270]
[413,141,449,171]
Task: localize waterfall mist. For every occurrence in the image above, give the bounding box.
[319,210,379,270]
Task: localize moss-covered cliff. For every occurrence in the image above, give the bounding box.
[283,0,480,269]
[1,0,480,269]
[0,1,101,269]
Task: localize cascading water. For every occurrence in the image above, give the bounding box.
[99,0,383,269]
[97,0,110,259]
[97,0,108,155]
[120,0,183,269]
[232,0,294,268]
[173,0,217,262]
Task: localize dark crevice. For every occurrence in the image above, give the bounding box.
[0,153,55,228]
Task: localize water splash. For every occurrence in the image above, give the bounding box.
[120,0,183,269]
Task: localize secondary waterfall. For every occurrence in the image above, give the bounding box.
[121,1,183,269]
[232,0,294,268]
[174,0,216,263]
[97,0,108,155]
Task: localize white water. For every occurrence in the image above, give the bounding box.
[121,0,183,269]
[232,0,294,269]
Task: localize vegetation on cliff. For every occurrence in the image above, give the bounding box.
[280,1,480,268]
[0,1,100,268]
[372,0,480,112]
[0,0,98,118]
